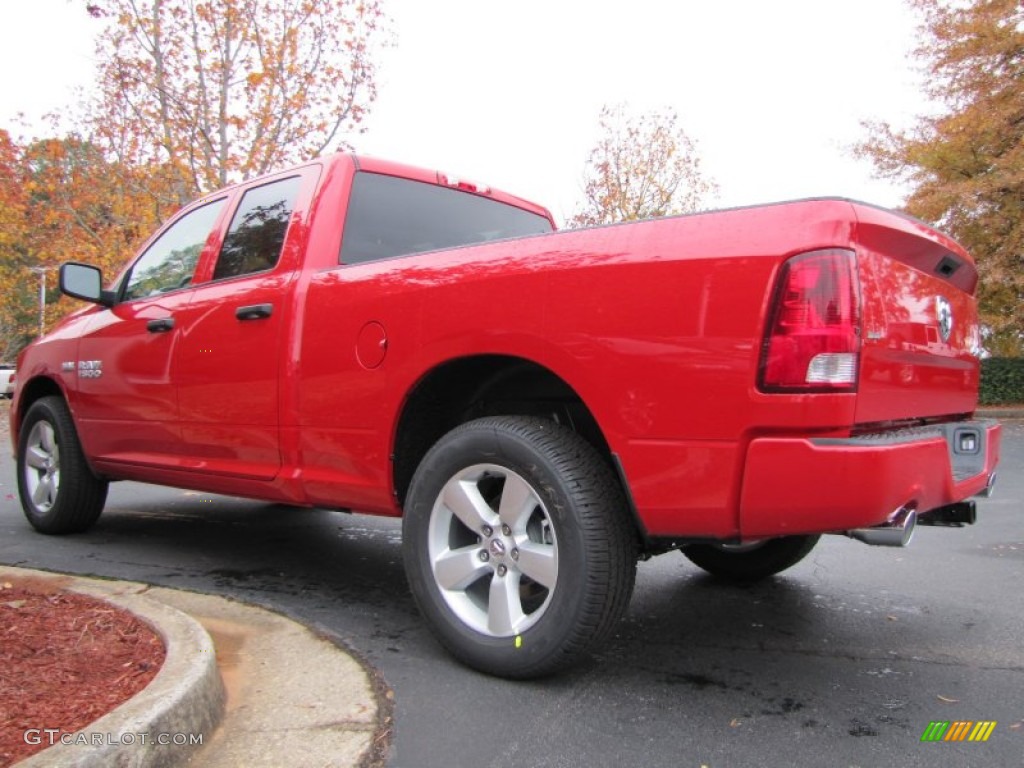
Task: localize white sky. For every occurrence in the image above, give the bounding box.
[0,0,929,225]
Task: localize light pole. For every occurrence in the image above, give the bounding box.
[28,267,56,339]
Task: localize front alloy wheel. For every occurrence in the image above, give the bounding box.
[17,396,108,534]
[23,419,60,513]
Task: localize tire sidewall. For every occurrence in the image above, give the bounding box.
[403,420,597,676]
[683,535,820,581]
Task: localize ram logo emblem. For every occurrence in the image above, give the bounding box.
[935,296,953,343]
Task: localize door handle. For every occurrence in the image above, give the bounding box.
[235,304,273,321]
[146,317,175,333]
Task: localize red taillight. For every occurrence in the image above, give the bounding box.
[758,248,861,392]
[438,173,491,195]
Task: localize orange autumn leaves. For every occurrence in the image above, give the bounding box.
[0,133,165,356]
[89,0,385,199]
[858,0,1024,355]
[0,0,386,356]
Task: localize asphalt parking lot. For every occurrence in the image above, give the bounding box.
[1,415,1021,768]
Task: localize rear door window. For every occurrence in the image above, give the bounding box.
[212,176,302,280]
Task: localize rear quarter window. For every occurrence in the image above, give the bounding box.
[213,175,302,280]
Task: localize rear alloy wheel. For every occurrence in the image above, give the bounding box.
[682,535,819,581]
[18,396,108,534]
[403,416,636,678]
[427,462,559,636]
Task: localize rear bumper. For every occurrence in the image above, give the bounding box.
[740,420,1001,537]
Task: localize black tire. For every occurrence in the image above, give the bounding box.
[682,535,819,581]
[17,396,108,534]
[402,416,637,679]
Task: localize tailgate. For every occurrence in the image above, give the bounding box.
[852,204,980,424]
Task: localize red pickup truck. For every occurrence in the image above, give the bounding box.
[11,153,1001,677]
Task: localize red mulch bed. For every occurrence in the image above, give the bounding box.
[0,578,166,766]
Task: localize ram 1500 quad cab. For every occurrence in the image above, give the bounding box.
[11,153,1001,677]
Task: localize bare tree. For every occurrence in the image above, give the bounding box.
[570,104,717,227]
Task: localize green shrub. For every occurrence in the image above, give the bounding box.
[979,357,1024,405]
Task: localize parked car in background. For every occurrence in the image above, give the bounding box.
[0,364,14,399]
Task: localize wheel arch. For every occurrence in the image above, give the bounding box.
[392,355,621,510]
[12,375,67,454]
[16,389,109,534]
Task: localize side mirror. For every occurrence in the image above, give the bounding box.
[60,263,115,307]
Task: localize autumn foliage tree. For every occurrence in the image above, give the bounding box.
[569,104,717,227]
[0,0,386,358]
[0,131,34,358]
[857,0,1023,355]
[0,131,162,354]
[87,0,386,205]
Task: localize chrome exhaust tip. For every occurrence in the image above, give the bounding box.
[846,506,917,548]
[977,472,997,499]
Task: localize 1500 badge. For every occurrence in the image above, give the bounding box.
[77,360,103,379]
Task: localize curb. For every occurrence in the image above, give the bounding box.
[4,567,386,768]
[3,568,225,768]
[976,406,1024,420]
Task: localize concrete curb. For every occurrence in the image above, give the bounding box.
[4,568,386,768]
[3,568,225,768]
[153,589,383,767]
